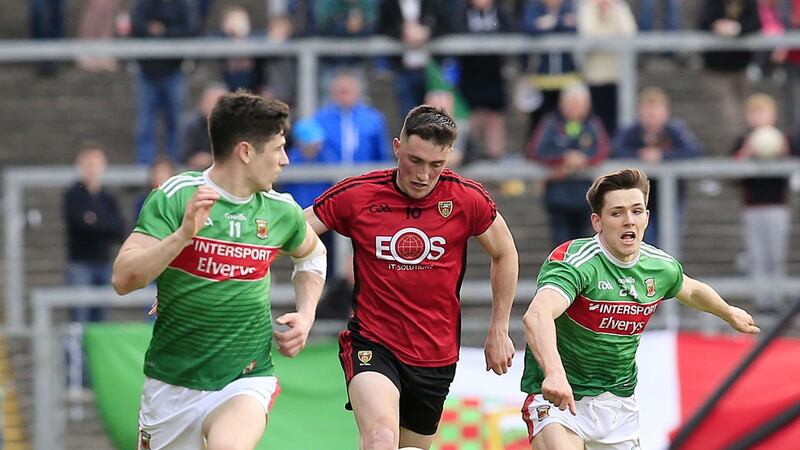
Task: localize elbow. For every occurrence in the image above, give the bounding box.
[111,271,139,295]
[522,311,535,330]
[111,274,130,295]
[522,308,542,330]
[523,303,553,329]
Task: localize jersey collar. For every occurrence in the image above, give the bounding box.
[203,167,254,204]
[594,235,640,268]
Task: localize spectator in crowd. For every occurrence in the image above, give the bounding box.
[378,0,451,117]
[218,5,259,93]
[259,14,298,107]
[522,0,580,133]
[698,0,761,150]
[131,0,200,165]
[77,0,121,72]
[282,118,331,209]
[315,0,377,37]
[181,83,228,170]
[314,0,377,97]
[526,82,611,246]
[637,0,682,32]
[283,0,316,37]
[63,143,125,392]
[732,93,795,315]
[455,0,513,161]
[612,87,701,246]
[313,71,393,164]
[577,0,637,136]
[135,155,177,216]
[30,0,65,76]
[63,142,126,321]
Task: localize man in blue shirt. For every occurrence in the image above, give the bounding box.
[314,71,393,164]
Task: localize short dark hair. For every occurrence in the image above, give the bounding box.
[586,168,650,214]
[208,91,290,162]
[400,105,458,148]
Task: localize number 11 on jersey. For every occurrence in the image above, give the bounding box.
[229,221,241,238]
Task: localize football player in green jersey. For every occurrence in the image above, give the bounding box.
[112,93,327,450]
[521,168,759,450]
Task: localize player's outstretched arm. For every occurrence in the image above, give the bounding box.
[112,186,220,295]
[523,290,577,415]
[274,224,326,358]
[303,206,330,235]
[675,274,760,334]
[476,213,519,375]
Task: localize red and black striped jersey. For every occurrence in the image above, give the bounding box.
[314,168,497,366]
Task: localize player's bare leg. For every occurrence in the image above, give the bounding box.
[531,423,583,450]
[399,427,435,449]
[348,372,401,450]
[202,395,266,450]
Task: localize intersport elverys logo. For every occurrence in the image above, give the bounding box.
[374,227,446,265]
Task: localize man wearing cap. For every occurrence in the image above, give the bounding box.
[282,118,331,209]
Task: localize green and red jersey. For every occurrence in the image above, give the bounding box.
[134,170,306,390]
[521,236,683,399]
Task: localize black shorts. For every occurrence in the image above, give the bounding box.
[338,330,457,436]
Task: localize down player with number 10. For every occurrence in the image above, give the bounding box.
[304,105,520,450]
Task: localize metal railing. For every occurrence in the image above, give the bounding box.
[0,31,799,120]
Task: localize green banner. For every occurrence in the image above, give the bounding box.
[85,323,358,450]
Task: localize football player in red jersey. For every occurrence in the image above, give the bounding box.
[305,105,519,450]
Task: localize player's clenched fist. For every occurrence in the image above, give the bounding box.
[273,311,314,358]
[178,186,220,240]
[541,373,577,416]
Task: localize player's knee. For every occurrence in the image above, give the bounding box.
[362,426,397,450]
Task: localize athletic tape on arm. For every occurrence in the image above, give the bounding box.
[291,238,327,281]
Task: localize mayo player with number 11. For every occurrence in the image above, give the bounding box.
[112,93,326,450]
[305,105,519,450]
[521,168,760,450]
